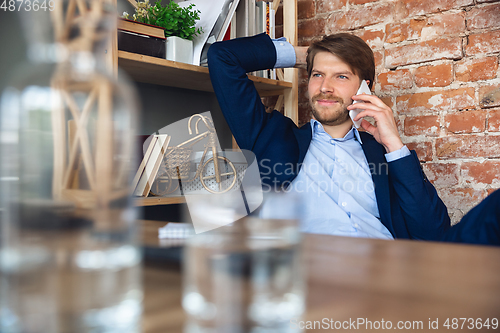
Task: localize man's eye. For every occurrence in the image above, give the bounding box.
[312,73,322,77]
[338,75,348,79]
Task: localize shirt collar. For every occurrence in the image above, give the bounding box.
[310,119,363,144]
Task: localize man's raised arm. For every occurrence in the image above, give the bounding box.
[207,34,311,186]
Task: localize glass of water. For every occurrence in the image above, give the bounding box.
[182,192,306,333]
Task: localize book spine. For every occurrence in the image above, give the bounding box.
[268,3,276,79]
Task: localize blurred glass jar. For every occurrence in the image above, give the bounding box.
[0,1,142,332]
[182,192,306,333]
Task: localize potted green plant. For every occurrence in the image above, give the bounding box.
[124,0,203,64]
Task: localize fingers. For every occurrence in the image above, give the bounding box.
[348,95,393,121]
[348,95,404,153]
[350,107,390,122]
[351,93,385,106]
[359,118,376,134]
[350,103,398,135]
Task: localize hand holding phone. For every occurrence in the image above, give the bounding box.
[349,80,371,129]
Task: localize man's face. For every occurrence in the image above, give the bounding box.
[308,51,362,126]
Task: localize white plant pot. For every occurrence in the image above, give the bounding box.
[166,36,193,65]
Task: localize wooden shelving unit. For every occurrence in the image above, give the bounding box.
[118,51,293,96]
[118,0,298,207]
[136,196,186,206]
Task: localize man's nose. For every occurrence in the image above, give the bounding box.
[320,78,334,94]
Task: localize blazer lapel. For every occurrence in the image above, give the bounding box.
[359,132,395,236]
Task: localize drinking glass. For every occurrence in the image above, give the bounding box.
[182,192,306,333]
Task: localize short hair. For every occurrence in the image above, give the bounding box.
[306,33,375,90]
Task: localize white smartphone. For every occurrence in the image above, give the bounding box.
[349,80,371,129]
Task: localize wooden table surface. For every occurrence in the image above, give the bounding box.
[140,220,500,332]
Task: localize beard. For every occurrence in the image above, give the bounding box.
[309,93,351,126]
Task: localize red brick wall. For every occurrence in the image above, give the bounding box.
[293,0,500,224]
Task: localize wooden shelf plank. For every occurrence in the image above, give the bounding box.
[118,19,166,39]
[118,51,292,95]
[135,196,186,206]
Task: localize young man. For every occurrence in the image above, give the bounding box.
[207,33,498,244]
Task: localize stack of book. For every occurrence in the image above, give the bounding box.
[179,0,276,71]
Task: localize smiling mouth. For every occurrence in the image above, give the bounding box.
[315,99,342,108]
[312,94,343,106]
[317,99,338,104]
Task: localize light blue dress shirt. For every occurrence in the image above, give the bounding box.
[260,38,411,239]
[272,37,296,68]
[287,120,402,239]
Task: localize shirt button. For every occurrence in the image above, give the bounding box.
[330,139,335,145]
[280,42,284,46]
[341,202,347,207]
[353,223,360,229]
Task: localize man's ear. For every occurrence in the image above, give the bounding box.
[365,79,372,91]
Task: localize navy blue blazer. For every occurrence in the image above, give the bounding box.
[442,189,500,245]
[208,33,451,241]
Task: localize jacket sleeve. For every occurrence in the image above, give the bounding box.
[388,151,451,240]
[207,33,304,185]
[441,189,500,245]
